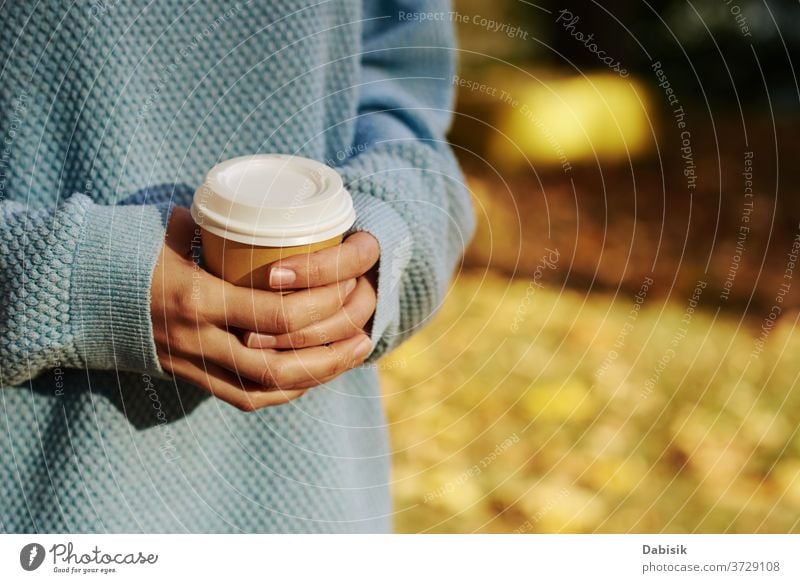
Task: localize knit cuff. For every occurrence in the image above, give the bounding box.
[348,191,412,362]
[71,199,173,376]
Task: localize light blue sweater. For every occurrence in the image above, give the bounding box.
[0,0,474,532]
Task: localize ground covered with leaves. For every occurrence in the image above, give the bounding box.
[382,272,800,533]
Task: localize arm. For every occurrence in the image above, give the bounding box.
[260,0,475,359]
[0,191,174,387]
[337,0,476,358]
[1,184,373,409]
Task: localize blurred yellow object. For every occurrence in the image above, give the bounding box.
[523,379,596,423]
[584,456,650,498]
[489,74,652,167]
[520,482,609,533]
[773,460,800,508]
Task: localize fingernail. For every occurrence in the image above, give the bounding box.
[269,267,296,287]
[246,332,276,349]
[352,337,372,360]
[345,278,357,295]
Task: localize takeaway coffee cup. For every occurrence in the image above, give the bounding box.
[190,154,356,289]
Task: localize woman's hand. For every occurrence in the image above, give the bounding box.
[244,231,381,350]
[150,207,373,411]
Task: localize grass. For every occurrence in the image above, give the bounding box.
[381,271,800,533]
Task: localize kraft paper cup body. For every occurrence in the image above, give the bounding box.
[190,154,356,289]
[200,229,343,288]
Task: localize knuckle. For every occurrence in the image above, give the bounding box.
[173,288,196,322]
[307,260,323,283]
[269,305,290,334]
[340,317,360,337]
[235,398,258,413]
[260,366,280,389]
[288,327,308,348]
[281,304,303,332]
[168,331,192,356]
[324,360,341,379]
[188,281,209,312]
[326,351,348,378]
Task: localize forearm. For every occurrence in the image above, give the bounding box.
[333,0,475,358]
[0,190,178,387]
[338,139,474,358]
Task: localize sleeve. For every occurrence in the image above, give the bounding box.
[0,184,186,387]
[337,0,476,360]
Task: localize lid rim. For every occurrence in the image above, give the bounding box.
[191,154,355,243]
[197,209,356,247]
[191,196,354,236]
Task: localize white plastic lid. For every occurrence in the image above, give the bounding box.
[190,154,356,246]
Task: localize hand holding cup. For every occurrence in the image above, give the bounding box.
[150,155,379,411]
[151,208,373,411]
[245,231,380,350]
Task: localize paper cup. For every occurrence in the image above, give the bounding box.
[190,154,356,289]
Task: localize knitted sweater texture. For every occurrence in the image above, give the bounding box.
[0,0,474,532]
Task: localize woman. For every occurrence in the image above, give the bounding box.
[0,0,474,532]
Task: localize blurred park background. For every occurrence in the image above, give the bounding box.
[381,0,800,532]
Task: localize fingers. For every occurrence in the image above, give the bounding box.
[245,276,376,349]
[171,358,310,411]
[205,277,357,333]
[266,231,380,290]
[199,327,372,392]
[256,333,372,388]
[171,331,371,411]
